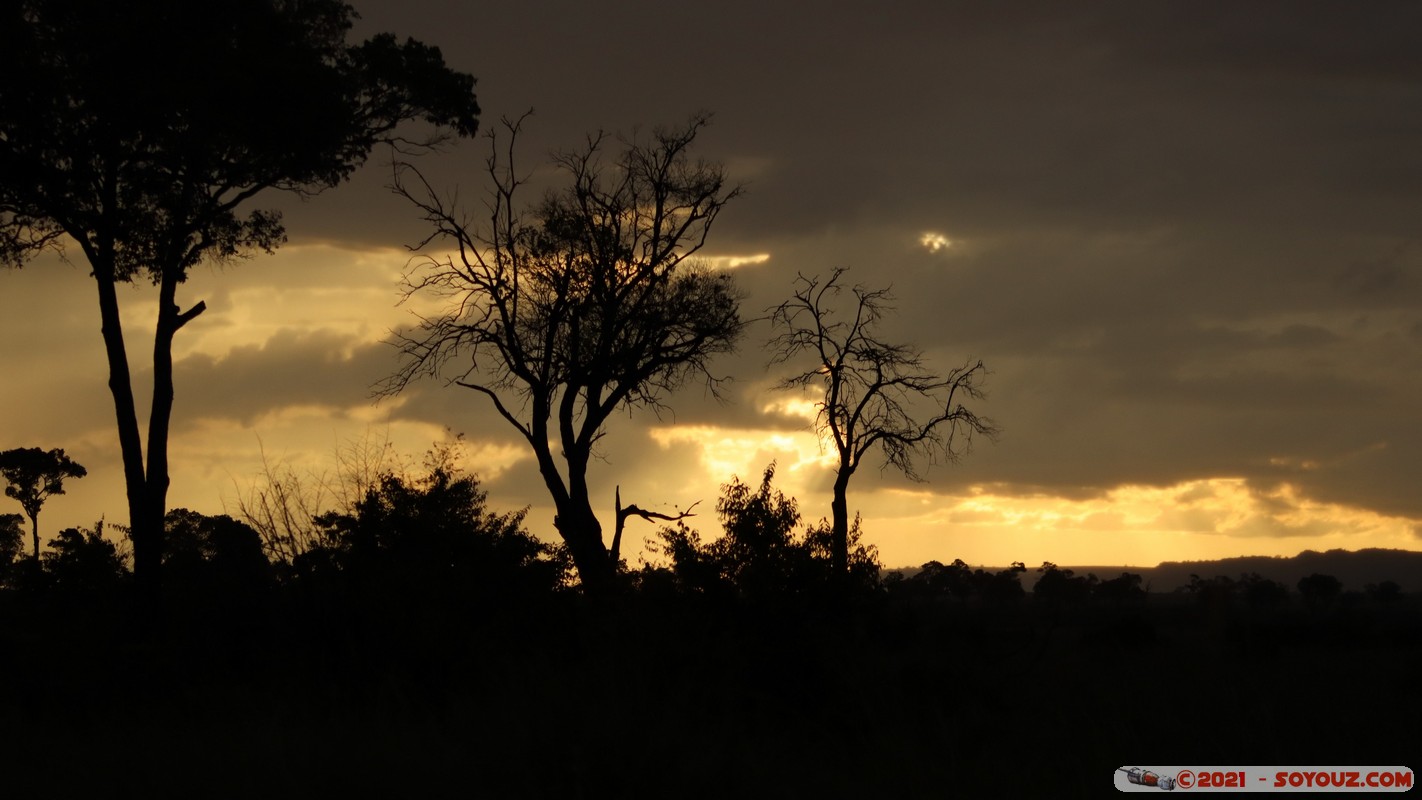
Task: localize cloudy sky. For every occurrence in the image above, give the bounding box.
[4,0,1421,570]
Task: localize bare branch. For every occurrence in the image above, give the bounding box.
[381,114,745,590]
[611,484,701,563]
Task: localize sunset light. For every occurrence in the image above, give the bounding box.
[920,232,951,252]
[3,0,1418,789]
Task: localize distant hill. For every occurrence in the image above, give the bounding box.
[1144,548,1422,593]
[889,548,1422,593]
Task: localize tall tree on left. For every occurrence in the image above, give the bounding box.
[0,0,480,595]
[0,447,86,561]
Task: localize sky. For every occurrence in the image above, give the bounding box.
[3,0,1421,570]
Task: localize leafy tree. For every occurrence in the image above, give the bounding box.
[1297,572,1343,609]
[0,447,87,560]
[1184,573,1237,616]
[0,0,480,593]
[298,447,570,601]
[163,508,272,600]
[1236,572,1289,610]
[975,562,1028,605]
[803,514,881,592]
[1364,580,1401,605]
[1094,572,1146,605]
[646,464,876,599]
[1032,562,1096,605]
[43,519,129,595]
[891,558,1025,606]
[713,463,807,597]
[0,513,23,585]
[385,114,744,593]
[768,268,998,581]
[645,521,730,598]
[908,559,976,601]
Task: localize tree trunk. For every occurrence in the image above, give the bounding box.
[94,267,153,587]
[555,499,613,594]
[528,432,615,594]
[562,453,615,593]
[136,274,182,589]
[27,511,39,561]
[830,470,851,580]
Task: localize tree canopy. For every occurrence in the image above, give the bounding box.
[1,0,479,274]
[0,0,480,592]
[0,447,87,560]
[386,114,743,592]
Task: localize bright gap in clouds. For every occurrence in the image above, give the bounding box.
[920,232,951,253]
[643,421,1420,569]
[703,253,771,270]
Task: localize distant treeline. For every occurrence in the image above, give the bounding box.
[894,548,1422,595]
[2,452,1415,614]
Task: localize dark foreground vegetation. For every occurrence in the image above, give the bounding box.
[1,463,1418,797]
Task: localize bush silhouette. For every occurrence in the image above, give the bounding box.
[293,457,569,606]
[42,519,128,596]
[645,463,880,601]
[1033,562,1096,605]
[162,508,273,613]
[0,513,23,587]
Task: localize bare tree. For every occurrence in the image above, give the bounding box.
[383,114,744,593]
[768,268,998,579]
[228,429,404,567]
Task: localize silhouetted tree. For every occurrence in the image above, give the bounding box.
[1,0,480,594]
[768,268,998,581]
[0,447,87,560]
[646,464,874,600]
[1237,572,1289,610]
[894,558,1025,606]
[976,562,1028,605]
[1094,572,1146,605]
[1364,580,1401,605]
[910,559,975,600]
[1183,573,1238,620]
[1033,562,1096,605]
[386,114,744,592]
[43,519,128,595]
[300,446,570,602]
[0,513,23,586]
[1297,572,1343,609]
[163,508,272,602]
[713,464,807,597]
[612,486,699,567]
[644,520,729,598]
[804,514,881,593]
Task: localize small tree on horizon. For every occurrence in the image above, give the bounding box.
[0,447,87,560]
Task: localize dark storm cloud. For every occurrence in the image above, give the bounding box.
[166,329,394,427]
[272,0,1422,260]
[225,0,1422,534]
